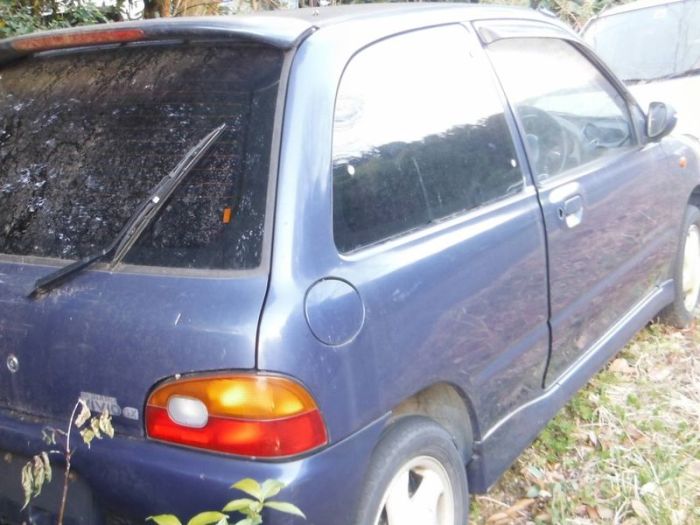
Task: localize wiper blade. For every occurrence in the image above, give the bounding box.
[662,67,700,80]
[110,123,227,265]
[627,68,700,84]
[29,123,227,298]
[623,78,651,85]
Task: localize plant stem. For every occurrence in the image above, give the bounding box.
[57,400,80,525]
[57,451,71,525]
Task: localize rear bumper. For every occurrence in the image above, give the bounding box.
[0,409,388,525]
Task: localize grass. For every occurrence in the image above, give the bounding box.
[470,322,700,525]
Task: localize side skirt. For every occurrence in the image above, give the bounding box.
[466,281,674,493]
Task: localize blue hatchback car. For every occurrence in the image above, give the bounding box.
[1,4,699,525]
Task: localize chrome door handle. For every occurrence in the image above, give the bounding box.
[559,195,583,228]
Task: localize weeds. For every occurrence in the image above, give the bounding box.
[21,398,114,525]
[147,478,305,525]
[471,323,700,524]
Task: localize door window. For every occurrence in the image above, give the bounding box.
[332,25,523,253]
[487,38,635,182]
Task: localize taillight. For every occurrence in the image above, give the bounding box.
[11,28,145,52]
[145,374,328,458]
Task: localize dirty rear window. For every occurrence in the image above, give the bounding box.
[0,43,282,270]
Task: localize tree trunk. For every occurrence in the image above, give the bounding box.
[160,0,171,17]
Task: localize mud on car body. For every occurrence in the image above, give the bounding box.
[0,4,699,525]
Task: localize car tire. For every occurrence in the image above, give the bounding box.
[660,204,700,328]
[354,416,469,525]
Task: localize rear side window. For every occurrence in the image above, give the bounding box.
[0,43,282,270]
[332,25,523,253]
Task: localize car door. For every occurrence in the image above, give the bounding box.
[483,33,680,385]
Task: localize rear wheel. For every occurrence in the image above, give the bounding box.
[661,205,700,327]
[355,416,469,525]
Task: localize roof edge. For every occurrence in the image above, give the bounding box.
[0,16,314,64]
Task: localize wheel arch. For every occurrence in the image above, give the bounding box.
[388,382,477,464]
[689,186,700,209]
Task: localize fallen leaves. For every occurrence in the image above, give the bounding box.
[470,324,700,524]
[609,358,635,376]
[485,498,535,524]
[630,499,651,523]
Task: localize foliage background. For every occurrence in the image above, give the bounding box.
[0,0,629,39]
[0,0,121,38]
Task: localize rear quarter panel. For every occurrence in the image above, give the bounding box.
[258,20,550,445]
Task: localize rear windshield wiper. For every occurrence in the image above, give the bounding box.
[28,123,227,298]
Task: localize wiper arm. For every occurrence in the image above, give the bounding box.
[29,123,227,298]
[662,67,700,80]
[110,123,226,266]
[623,78,651,85]
[627,68,700,84]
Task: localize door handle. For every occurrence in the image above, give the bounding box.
[558,195,583,228]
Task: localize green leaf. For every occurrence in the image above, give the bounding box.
[264,501,306,519]
[222,498,256,513]
[31,455,45,497]
[99,409,115,438]
[74,399,91,428]
[90,417,103,439]
[20,462,33,510]
[40,452,52,484]
[186,511,228,525]
[260,479,285,500]
[146,515,183,525]
[80,428,95,448]
[231,478,262,500]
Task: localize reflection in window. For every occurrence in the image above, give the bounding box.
[332,25,523,253]
[488,38,634,182]
[0,44,281,269]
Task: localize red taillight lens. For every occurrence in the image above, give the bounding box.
[145,374,328,458]
[11,28,145,52]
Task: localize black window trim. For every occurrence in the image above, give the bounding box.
[337,185,540,262]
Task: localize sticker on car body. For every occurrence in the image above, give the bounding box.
[80,391,139,420]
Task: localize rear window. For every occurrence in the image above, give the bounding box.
[0,43,282,270]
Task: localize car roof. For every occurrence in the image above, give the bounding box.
[592,0,687,18]
[254,2,546,27]
[0,3,562,63]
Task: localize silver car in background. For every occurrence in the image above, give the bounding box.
[583,0,700,139]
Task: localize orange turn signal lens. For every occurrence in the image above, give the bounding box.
[146,374,328,458]
[11,28,146,52]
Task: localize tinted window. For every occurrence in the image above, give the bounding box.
[332,25,523,253]
[0,44,282,269]
[487,38,634,182]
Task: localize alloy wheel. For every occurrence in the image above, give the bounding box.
[682,224,700,312]
[374,456,454,525]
